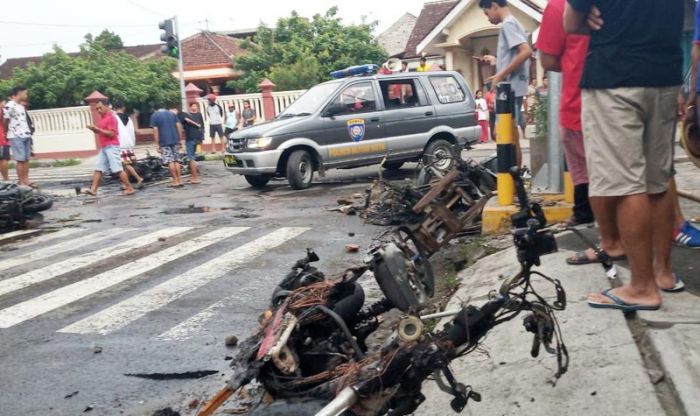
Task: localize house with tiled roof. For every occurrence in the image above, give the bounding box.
[376,13,418,57]
[401,0,545,90]
[0,31,247,95]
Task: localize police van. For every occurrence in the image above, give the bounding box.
[223,66,480,189]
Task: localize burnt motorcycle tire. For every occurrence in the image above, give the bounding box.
[23,194,53,213]
[331,282,365,325]
[250,399,328,416]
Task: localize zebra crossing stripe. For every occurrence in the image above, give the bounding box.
[0,229,41,244]
[0,227,186,297]
[0,227,247,329]
[2,228,86,251]
[156,294,236,341]
[59,227,309,335]
[0,228,130,275]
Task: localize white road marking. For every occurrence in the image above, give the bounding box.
[60,227,309,335]
[0,227,247,329]
[0,228,187,297]
[0,227,84,252]
[156,294,236,341]
[0,228,129,274]
[0,229,41,244]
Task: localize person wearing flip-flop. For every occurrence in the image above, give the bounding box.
[564,0,685,312]
[150,104,184,188]
[85,99,135,197]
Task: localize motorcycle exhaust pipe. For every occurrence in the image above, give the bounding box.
[315,386,358,416]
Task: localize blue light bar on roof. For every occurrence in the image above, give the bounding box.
[330,64,380,79]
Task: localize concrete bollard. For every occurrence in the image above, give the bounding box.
[495,83,516,206]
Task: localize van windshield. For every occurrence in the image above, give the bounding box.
[278,81,341,117]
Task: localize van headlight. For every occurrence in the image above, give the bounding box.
[247,137,273,149]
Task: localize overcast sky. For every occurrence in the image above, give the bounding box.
[0,0,428,62]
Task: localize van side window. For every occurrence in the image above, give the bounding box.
[328,82,377,116]
[429,76,466,104]
[378,79,426,109]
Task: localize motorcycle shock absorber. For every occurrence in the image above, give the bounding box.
[355,298,393,323]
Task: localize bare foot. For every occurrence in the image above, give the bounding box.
[82,189,97,196]
[656,272,677,291]
[122,189,135,196]
[187,179,201,184]
[588,286,661,308]
[135,179,145,189]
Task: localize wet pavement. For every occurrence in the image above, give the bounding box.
[0,160,415,415]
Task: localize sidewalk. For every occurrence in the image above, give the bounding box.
[418,164,700,415]
[418,249,669,416]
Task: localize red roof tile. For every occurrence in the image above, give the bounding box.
[181,32,246,69]
[402,0,460,58]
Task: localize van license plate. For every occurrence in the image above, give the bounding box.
[224,155,237,165]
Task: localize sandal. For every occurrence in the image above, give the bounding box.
[566,246,626,265]
[588,289,660,312]
[562,216,594,227]
[82,189,97,196]
[660,274,685,293]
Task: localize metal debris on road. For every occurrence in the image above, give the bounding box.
[124,371,218,380]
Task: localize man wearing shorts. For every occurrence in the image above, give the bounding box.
[84,99,135,196]
[3,86,32,185]
[565,0,684,311]
[206,94,225,153]
[479,0,532,168]
[114,101,144,187]
[0,99,9,181]
[150,104,184,187]
[179,102,203,184]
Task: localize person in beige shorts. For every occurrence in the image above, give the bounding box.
[565,0,684,312]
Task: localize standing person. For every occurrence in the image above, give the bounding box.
[401,61,409,72]
[3,86,32,186]
[416,57,430,72]
[206,94,225,153]
[564,0,684,309]
[178,102,203,184]
[536,75,549,100]
[536,0,594,226]
[84,99,134,196]
[224,105,239,137]
[113,101,144,188]
[0,99,9,181]
[23,100,35,157]
[475,90,490,143]
[150,104,184,187]
[484,88,497,141]
[479,0,532,168]
[240,100,256,128]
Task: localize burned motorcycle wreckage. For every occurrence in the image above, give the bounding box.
[199,169,568,416]
[358,154,496,228]
[0,182,53,231]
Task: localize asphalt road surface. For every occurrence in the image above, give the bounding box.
[0,147,503,415]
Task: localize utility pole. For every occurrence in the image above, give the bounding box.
[174,16,187,110]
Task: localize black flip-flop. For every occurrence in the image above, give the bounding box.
[588,289,660,312]
[566,246,626,265]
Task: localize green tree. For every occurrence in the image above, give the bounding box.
[0,42,179,114]
[228,7,387,92]
[83,29,124,50]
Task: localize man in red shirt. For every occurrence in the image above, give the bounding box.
[84,99,134,196]
[0,100,9,181]
[484,89,496,141]
[537,0,596,228]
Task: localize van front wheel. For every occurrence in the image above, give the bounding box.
[423,139,456,171]
[286,150,314,190]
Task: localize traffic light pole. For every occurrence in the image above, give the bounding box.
[174,16,187,111]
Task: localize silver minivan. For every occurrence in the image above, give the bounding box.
[223,71,479,189]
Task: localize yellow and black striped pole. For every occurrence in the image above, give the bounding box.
[495,83,516,206]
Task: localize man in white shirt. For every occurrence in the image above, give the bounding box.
[206,94,225,153]
[2,86,32,186]
[113,101,143,187]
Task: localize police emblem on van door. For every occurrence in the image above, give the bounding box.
[347,118,366,142]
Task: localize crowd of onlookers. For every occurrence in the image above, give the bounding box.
[476,0,700,316]
[0,85,258,196]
